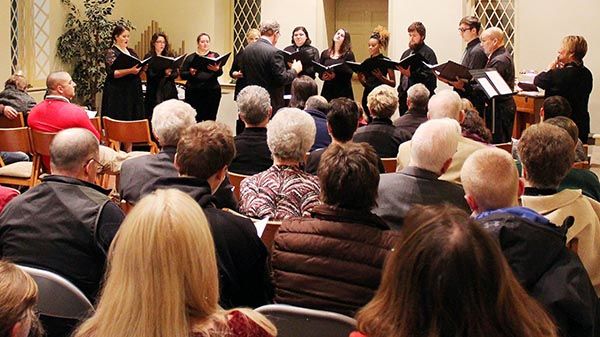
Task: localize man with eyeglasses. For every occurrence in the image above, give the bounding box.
[0,128,125,301]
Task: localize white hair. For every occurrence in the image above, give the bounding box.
[427,90,463,121]
[151,99,197,146]
[267,108,316,162]
[410,118,461,173]
[237,85,271,125]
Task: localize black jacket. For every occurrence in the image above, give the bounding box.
[476,207,598,337]
[230,127,273,175]
[352,118,411,158]
[141,176,272,308]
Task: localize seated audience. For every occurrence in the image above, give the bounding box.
[305,98,385,174]
[272,142,398,316]
[304,95,331,151]
[119,99,237,209]
[289,75,317,110]
[0,186,18,213]
[518,123,600,295]
[461,109,491,143]
[0,128,125,300]
[141,121,271,308]
[396,89,486,184]
[373,118,470,229]
[351,204,559,337]
[229,85,273,175]
[353,84,411,158]
[461,147,598,337]
[0,73,36,115]
[240,108,319,220]
[545,116,600,201]
[0,260,43,337]
[74,189,276,337]
[392,83,429,135]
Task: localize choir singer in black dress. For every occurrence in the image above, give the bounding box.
[318,28,356,101]
[143,32,178,119]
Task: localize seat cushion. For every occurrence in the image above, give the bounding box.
[0,161,33,178]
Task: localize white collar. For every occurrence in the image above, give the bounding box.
[45,95,70,103]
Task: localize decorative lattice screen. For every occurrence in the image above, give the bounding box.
[233,0,261,55]
[10,0,19,73]
[473,0,515,55]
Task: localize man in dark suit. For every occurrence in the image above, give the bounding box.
[240,19,302,113]
[229,85,273,175]
[373,118,470,229]
[119,99,237,209]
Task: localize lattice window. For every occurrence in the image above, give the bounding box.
[10,0,19,73]
[473,0,515,55]
[32,0,51,80]
[233,0,261,55]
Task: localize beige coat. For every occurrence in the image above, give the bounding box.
[521,189,600,296]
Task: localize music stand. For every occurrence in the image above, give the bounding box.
[469,68,515,133]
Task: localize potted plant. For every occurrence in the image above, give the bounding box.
[56,0,133,109]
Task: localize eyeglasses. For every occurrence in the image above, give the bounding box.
[85,157,101,167]
[458,27,473,33]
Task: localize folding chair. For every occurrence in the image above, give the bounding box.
[102,116,158,153]
[256,304,357,337]
[0,127,35,187]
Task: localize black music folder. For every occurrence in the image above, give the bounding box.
[517,81,539,92]
[281,49,302,63]
[397,53,426,69]
[346,57,397,74]
[152,54,186,71]
[311,61,345,74]
[469,69,515,99]
[112,53,152,70]
[190,52,231,69]
[426,60,472,81]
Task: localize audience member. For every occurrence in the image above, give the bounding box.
[304,95,332,151]
[0,186,18,213]
[240,108,319,220]
[0,260,43,337]
[0,73,36,115]
[396,89,486,184]
[461,147,598,337]
[141,121,272,308]
[374,118,470,229]
[461,109,492,143]
[74,189,276,337]
[545,116,600,202]
[0,128,125,300]
[305,98,385,175]
[289,75,317,110]
[542,96,587,161]
[392,83,429,135]
[351,204,559,337]
[229,85,273,175]
[272,142,398,316]
[353,85,411,158]
[518,123,600,295]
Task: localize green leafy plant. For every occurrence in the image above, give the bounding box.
[56,0,133,108]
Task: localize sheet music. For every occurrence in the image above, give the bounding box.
[476,77,498,97]
[485,71,512,95]
[254,216,270,237]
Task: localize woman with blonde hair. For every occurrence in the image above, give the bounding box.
[0,260,43,337]
[351,204,558,337]
[74,189,276,337]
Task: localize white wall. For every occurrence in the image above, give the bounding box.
[0,0,10,83]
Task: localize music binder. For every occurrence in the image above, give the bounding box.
[426,60,472,81]
[311,61,345,74]
[151,54,187,71]
[397,53,426,69]
[517,81,539,92]
[190,52,231,69]
[280,49,302,63]
[346,57,397,74]
[112,53,152,70]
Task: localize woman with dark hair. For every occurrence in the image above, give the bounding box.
[357,26,396,120]
[143,32,178,118]
[318,28,355,101]
[462,109,492,143]
[352,204,558,337]
[102,24,144,121]
[289,75,317,110]
[181,33,223,122]
[284,26,320,79]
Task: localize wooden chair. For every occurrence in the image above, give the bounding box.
[89,116,103,142]
[381,158,397,173]
[494,142,513,153]
[102,116,158,153]
[29,129,56,185]
[573,161,591,170]
[0,112,25,128]
[0,127,35,187]
[262,220,282,252]
[228,171,250,201]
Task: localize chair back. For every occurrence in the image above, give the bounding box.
[262,220,282,252]
[17,265,94,319]
[0,112,25,128]
[89,116,103,139]
[256,304,357,337]
[0,127,32,153]
[494,142,513,153]
[228,171,250,200]
[102,116,158,153]
[29,128,55,157]
[381,158,397,173]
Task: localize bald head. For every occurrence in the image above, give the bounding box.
[482,27,505,44]
[46,71,76,99]
[461,148,520,213]
[427,90,463,121]
[50,128,99,177]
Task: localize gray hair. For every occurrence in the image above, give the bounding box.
[260,19,280,36]
[237,85,271,125]
[367,85,398,119]
[407,83,430,110]
[151,99,197,146]
[267,108,316,162]
[50,128,99,173]
[305,95,330,112]
[427,90,463,121]
[410,118,461,173]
